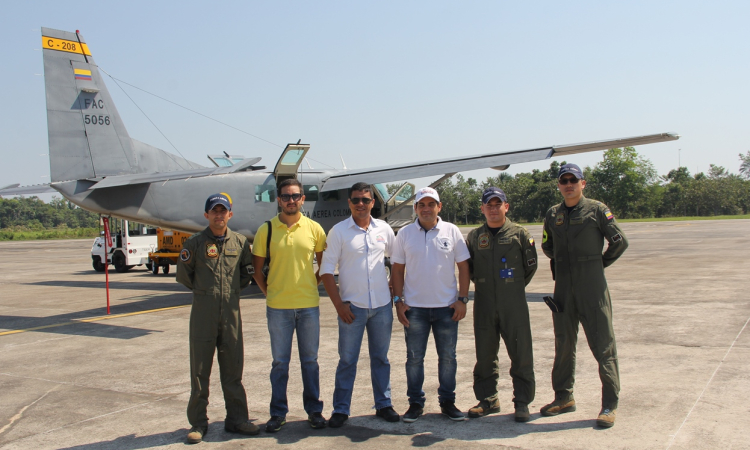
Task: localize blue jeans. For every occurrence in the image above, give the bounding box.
[333,303,393,416]
[266,306,323,417]
[404,306,459,406]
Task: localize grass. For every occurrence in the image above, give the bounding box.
[0,227,99,241]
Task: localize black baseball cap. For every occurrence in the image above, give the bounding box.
[558,163,584,180]
[482,187,507,204]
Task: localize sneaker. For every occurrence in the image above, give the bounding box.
[514,403,530,423]
[540,398,576,417]
[225,420,260,436]
[402,403,423,423]
[186,426,207,444]
[376,406,400,422]
[328,412,348,428]
[265,416,286,433]
[468,400,500,418]
[596,408,617,428]
[440,401,466,421]
[308,412,327,429]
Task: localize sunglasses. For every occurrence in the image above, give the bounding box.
[558,177,581,185]
[279,193,302,202]
[349,197,373,205]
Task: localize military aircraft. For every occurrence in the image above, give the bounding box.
[1,27,679,239]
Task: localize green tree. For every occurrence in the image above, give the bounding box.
[586,147,657,218]
[740,151,750,179]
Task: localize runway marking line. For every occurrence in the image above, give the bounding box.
[0,293,265,337]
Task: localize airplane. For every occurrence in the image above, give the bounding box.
[0,27,680,240]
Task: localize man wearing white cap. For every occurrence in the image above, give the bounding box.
[391,187,471,423]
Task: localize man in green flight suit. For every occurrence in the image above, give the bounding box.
[466,187,537,423]
[177,193,259,444]
[540,164,628,428]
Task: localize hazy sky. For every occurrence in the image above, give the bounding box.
[2,1,748,193]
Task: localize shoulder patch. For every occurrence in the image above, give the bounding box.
[528,237,535,246]
[180,248,191,262]
[604,209,614,221]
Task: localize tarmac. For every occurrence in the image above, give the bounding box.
[0,219,749,450]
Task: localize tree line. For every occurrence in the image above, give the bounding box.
[0,196,100,230]
[420,148,750,224]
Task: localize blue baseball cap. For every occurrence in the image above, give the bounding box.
[482,187,507,204]
[558,163,584,180]
[205,193,232,212]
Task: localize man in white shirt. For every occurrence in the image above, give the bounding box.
[391,187,471,423]
[321,182,399,428]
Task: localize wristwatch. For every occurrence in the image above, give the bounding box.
[457,296,469,304]
[393,295,405,306]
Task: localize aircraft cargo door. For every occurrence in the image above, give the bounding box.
[273,143,310,186]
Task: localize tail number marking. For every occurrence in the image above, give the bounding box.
[84,115,111,126]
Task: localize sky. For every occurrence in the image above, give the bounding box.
[2,1,749,197]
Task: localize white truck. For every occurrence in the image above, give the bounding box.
[91,219,158,273]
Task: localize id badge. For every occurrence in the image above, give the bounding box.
[500,268,514,279]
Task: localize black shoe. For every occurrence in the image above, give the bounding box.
[376,406,400,422]
[265,416,286,433]
[514,403,530,423]
[440,401,465,421]
[402,403,423,423]
[308,412,327,429]
[225,420,260,435]
[328,413,348,428]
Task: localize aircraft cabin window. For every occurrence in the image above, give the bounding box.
[280,149,306,166]
[321,190,339,202]
[374,184,389,201]
[304,185,319,202]
[255,184,277,202]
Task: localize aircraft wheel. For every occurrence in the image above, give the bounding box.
[113,252,130,273]
[92,257,106,273]
[162,264,170,275]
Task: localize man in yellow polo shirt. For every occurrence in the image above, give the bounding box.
[252,178,327,433]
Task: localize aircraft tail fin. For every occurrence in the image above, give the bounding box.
[41,27,199,183]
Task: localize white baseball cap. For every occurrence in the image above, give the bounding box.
[414,187,440,203]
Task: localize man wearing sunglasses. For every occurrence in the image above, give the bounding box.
[465,187,537,423]
[320,182,399,428]
[391,187,471,423]
[252,178,328,433]
[540,163,629,428]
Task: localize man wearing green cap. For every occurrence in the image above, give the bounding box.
[466,187,537,423]
[177,193,258,444]
[540,164,628,428]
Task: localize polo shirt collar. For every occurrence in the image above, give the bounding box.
[273,214,303,230]
[415,216,442,232]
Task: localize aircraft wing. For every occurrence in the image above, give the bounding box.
[84,157,265,190]
[0,183,56,197]
[319,132,679,192]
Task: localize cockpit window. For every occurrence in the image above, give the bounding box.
[255,184,277,202]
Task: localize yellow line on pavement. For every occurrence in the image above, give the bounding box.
[0,293,266,337]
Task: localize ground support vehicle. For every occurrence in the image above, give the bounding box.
[147,229,192,275]
[91,219,158,273]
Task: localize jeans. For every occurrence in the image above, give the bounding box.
[266,306,323,417]
[333,303,393,415]
[403,306,459,406]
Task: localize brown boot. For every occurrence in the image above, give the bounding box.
[596,408,616,428]
[468,399,501,418]
[514,403,530,422]
[225,420,260,436]
[187,426,207,444]
[540,398,576,416]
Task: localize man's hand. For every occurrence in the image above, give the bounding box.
[335,301,356,324]
[449,300,467,321]
[396,302,410,327]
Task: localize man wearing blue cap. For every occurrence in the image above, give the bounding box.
[466,187,537,422]
[540,164,628,428]
[177,193,258,443]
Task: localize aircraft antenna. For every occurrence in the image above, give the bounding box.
[74,30,89,63]
[98,71,283,149]
[99,67,197,170]
[340,154,348,170]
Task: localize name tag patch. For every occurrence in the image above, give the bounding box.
[225,247,239,256]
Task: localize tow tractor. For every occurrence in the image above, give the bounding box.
[91,219,158,273]
[147,228,192,275]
